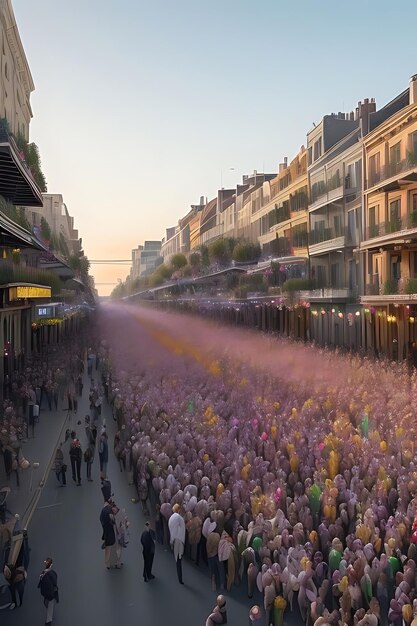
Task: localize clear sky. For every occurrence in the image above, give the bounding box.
[12,0,417,295]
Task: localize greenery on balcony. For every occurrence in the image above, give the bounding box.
[0,260,63,294]
[0,195,31,230]
[0,118,47,192]
[405,278,417,294]
[385,218,402,234]
[407,149,417,166]
[369,223,380,238]
[383,279,399,295]
[408,211,417,228]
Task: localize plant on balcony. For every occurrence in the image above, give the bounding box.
[0,196,31,231]
[407,150,417,166]
[408,211,417,228]
[385,219,402,234]
[15,132,47,192]
[405,278,417,295]
[383,279,399,295]
[282,278,312,292]
[369,223,380,238]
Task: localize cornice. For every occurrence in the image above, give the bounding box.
[3,0,35,96]
[364,103,417,151]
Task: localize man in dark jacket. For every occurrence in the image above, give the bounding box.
[100,501,116,569]
[38,557,58,625]
[101,477,112,502]
[69,439,82,486]
[140,521,156,582]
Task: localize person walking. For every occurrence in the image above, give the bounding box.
[100,500,117,569]
[101,477,112,502]
[98,429,108,479]
[38,557,59,625]
[168,504,185,585]
[84,438,95,482]
[69,439,82,486]
[53,445,66,486]
[140,521,155,582]
[3,562,27,609]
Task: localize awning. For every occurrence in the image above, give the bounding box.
[0,140,43,206]
[0,210,46,250]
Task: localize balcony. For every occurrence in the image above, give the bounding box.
[0,120,43,206]
[367,152,417,191]
[309,175,344,212]
[299,287,356,302]
[365,213,417,242]
[361,277,417,304]
[308,226,346,255]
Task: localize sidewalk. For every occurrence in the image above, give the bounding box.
[0,369,90,527]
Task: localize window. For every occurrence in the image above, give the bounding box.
[413,193,417,213]
[389,142,401,175]
[308,147,313,166]
[369,153,380,185]
[409,131,417,156]
[345,162,357,190]
[390,199,400,221]
[369,206,376,226]
[388,199,401,233]
[313,138,322,161]
[333,214,343,237]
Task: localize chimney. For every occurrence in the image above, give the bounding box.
[283,157,288,168]
[410,75,417,105]
[357,98,377,135]
[200,196,204,206]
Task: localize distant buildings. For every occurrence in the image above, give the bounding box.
[130,240,161,280]
[131,73,417,361]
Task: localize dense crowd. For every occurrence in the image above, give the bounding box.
[95,306,417,626]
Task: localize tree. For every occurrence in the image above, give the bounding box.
[199,245,210,269]
[149,263,171,287]
[170,253,187,272]
[232,241,261,263]
[40,217,52,246]
[208,239,231,267]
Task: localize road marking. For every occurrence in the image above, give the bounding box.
[37,503,62,510]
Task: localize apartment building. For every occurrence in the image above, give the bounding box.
[361,76,417,359]
[252,149,309,281]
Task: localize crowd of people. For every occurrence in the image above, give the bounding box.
[93,304,417,626]
[5,303,417,624]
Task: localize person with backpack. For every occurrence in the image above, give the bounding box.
[69,439,82,486]
[38,557,59,625]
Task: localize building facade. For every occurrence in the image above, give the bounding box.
[360,77,417,360]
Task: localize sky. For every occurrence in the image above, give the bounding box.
[12,0,417,295]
